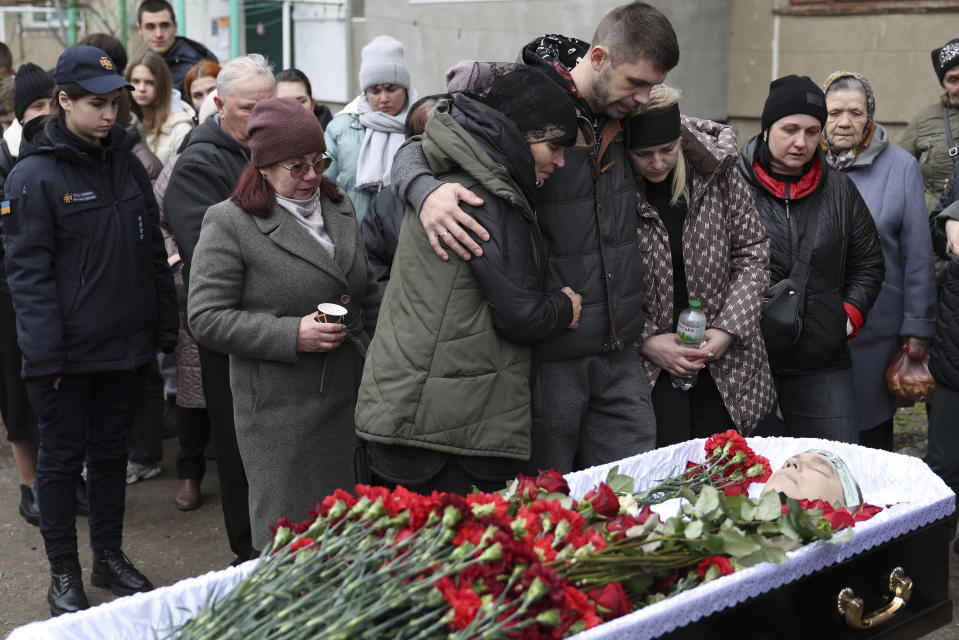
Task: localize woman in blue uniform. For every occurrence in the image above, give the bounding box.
[1,45,177,616]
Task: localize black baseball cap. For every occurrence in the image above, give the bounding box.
[54,45,133,94]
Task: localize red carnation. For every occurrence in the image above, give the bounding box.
[605,513,639,541]
[588,582,631,620]
[704,429,749,459]
[515,473,539,500]
[696,555,734,579]
[583,483,620,518]
[852,503,883,522]
[561,584,602,629]
[288,536,315,553]
[822,507,856,531]
[436,576,481,630]
[535,469,570,495]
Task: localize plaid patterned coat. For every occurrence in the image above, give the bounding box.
[635,116,776,432]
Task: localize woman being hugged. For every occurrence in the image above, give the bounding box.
[1,45,177,615]
[737,75,884,442]
[187,98,380,553]
[355,64,581,494]
[629,85,774,445]
[821,71,937,450]
[125,49,194,166]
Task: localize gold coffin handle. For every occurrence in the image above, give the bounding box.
[836,566,913,629]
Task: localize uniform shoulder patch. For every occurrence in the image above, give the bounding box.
[1,199,18,234]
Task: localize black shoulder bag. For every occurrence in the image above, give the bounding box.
[760,196,820,369]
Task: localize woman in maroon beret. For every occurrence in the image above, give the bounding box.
[187,97,380,553]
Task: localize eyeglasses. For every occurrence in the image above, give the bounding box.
[277,154,332,179]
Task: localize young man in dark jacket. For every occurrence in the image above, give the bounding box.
[164,53,274,563]
[137,0,219,95]
[391,2,679,473]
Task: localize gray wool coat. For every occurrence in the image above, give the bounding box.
[188,194,379,551]
[839,125,937,430]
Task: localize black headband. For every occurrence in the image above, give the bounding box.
[626,103,681,149]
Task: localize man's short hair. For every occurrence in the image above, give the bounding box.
[217,54,274,102]
[591,2,679,73]
[0,42,13,77]
[137,0,176,25]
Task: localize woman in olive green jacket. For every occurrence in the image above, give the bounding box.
[355,65,580,494]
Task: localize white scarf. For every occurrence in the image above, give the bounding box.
[354,90,417,192]
[275,190,335,258]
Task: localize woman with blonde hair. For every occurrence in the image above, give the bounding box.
[628,84,775,445]
[125,49,194,165]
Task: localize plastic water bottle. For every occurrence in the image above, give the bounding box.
[672,300,707,391]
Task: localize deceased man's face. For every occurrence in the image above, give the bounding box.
[760,453,846,506]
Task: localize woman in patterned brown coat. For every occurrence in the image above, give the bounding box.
[629,85,775,445]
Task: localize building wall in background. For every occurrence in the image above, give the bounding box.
[727,0,959,146]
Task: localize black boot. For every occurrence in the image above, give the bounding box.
[48,553,89,616]
[19,483,39,526]
[91,548,154,596]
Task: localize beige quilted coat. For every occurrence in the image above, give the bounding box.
[635,115,776,432]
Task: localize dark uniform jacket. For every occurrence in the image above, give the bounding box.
[737,136,885,376]
[1,118,177,378]
[361,187,404,293]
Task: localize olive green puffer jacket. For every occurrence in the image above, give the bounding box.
[354,96,572,459]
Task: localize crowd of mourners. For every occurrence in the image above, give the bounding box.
[0,0,958,619]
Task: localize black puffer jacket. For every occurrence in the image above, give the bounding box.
[164,115,250,291]
[1,119,177,378]
[518,36,645,359]
[930,205,959,389]
[737,136,884,375]
[362,187,404,293]
[164,36,219,95]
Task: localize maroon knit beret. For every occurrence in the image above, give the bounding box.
[247,97,327,168]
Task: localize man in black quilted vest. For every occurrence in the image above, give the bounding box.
[390,2,679,472]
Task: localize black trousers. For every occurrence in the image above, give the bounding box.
[197,343,253,560]
[127,359,164,465]
[175,406,211,480]
[0,288,37,441]
[26,370,143,558]
[652,368,734,447]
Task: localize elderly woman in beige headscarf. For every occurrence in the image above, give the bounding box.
[820,71,936,451]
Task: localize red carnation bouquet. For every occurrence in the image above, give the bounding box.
[172,434,881,639]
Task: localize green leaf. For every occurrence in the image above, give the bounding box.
[755,491,783,521]
[703,533,725,554]
[624,573,654,594]
[695,485,720,516]
[756,522,781,536]
[776,514,802,542]
[684,519,704,539]
[737,545,788,567]
[606,466,635,495]
[719,529,761,557]
[726,495,750,520]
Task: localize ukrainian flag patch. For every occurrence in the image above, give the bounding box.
[1,199,17,233]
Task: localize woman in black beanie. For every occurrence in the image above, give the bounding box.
[736,74,885,442]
